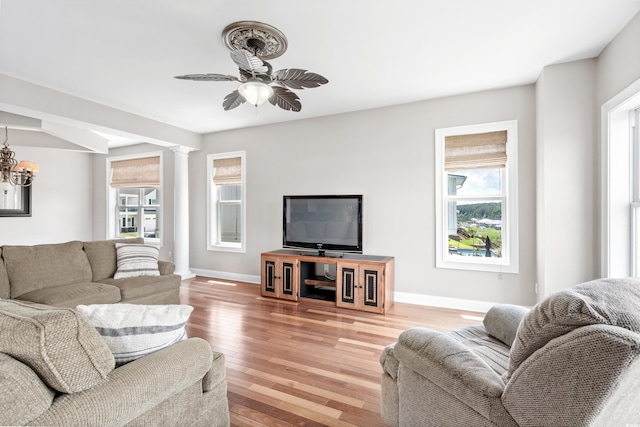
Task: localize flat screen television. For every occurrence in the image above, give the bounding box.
[283,195,363,255]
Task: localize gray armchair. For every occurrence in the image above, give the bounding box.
[380,278,640,426]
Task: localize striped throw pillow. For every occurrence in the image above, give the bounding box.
[75,303,193,365]
[113,243,160,279]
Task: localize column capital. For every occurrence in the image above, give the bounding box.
[170,145,195,156]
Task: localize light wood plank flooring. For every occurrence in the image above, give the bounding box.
[181,277,484,427]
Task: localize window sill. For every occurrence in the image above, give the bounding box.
[437,257,518,274]
[208,244,245,254]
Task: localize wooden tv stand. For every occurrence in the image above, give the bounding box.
[260,249,394,314]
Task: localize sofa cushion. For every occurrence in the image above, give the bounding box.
[0,299,115,393]
[0,248,10,299]
[16,282,121,308]
[483,304,529,347]
[507,277,640,379]
[99,273,179,301]
[76,303,193,365]
[84,238,144,282]
[114,243,161,279]
[3,241,93,298]
[0,352,55,425]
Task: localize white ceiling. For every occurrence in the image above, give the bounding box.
[1,0,640,139]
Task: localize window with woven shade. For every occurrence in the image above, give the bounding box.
[108,153,162,242]
[208,151,246,252]
[435,121,518,273]
[110,156,160,188]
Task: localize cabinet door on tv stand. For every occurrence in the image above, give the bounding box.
[336,262,385,314]
[359,264,385,314]
[262,256,278,298]
[336,262,358,310]
[261,255,299,301]
[278,259,298,301]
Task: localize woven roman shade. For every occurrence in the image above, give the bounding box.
[110,156,160,188]
[213,157,242,185]
[445,130,507,170]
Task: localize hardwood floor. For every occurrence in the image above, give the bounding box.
[181,277,484,427]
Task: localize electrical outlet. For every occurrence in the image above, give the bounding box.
[324,264,329,275]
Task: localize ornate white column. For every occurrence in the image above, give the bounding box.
[170,146,195,279]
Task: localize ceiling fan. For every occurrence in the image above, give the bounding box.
[174,21,328,112]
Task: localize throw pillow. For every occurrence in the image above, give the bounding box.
[0,299,115,394]
[75,303,193,365]
[113,243,161,279]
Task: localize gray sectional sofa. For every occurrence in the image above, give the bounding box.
[0,238,180,307]
[0,238,231,426]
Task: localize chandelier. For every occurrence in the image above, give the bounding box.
[1,126,38,189]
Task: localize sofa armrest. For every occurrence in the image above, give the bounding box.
[158,260,176,275]
[483,304,529,347]
[380,343,399,380]
[30,338,214,426]
[395,328,505,397]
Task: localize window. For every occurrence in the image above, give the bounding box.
[602,80,640,278]
[633,108,640,276]
[107,153,162,243]
[207,151,246,252]
[435,121,518,273]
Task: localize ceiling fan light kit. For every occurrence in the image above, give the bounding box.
[238,81,274,106]
[175,21,328,112]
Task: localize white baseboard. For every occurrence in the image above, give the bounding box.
[175,270,196,280]
[393,292,497,313]
[189,268,260,285]
[188,269,496,313]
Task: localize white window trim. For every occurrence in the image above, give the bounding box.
[435,120,519,273]
[207,151,246,253]
[601,78,640,277]
[106,151,164,245]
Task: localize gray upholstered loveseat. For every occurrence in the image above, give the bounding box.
[380,278,640,426]
[0,299,230,426]
[0,238,180,307]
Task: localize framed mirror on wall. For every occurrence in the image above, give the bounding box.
[0,184,31,217]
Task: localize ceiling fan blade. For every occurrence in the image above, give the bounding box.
[230,49,269,75]
[174,73,238,82]
[223,90,246,111]
[269,86,301,112]
[271,69,328,90]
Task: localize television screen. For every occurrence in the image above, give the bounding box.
[283,195,363,254]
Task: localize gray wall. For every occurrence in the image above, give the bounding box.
[536,59,598,299]
[0,146,93,245]
[190,85,537,306]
